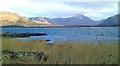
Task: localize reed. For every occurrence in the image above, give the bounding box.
[2,37,118,64]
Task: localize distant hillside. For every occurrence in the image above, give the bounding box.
[0,12,119,27]
[0,12,37,26]
[98,14,120,26]
[50,14,96,26]
[28,17,53,26]
[0,12,53,27]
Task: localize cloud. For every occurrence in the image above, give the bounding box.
[20,0,120,2]
[0,0,118,20]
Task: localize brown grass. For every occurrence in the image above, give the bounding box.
[2,37,118,64]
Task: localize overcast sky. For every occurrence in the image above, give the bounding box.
[0,0,119,20]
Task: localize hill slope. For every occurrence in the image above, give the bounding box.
[98,14,120,26]
[28,17,53,26]
[0,12,37,26]
[0,12,53,27]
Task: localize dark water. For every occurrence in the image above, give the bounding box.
[1,27,118,43]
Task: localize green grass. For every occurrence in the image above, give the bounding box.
[2,37,118,64]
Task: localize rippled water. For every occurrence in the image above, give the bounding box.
[1,27,118,43]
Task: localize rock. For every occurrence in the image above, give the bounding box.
[2,50,11,54]
[47,40,53,45]
[10,53,19,59]
[2,50,48,61]
[35,52,45,60]
[1,32,47,38]
[42,55,48,62]
[33,52,48,62]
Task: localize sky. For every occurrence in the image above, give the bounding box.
[0,0,119,20]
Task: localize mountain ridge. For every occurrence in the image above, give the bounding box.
[50,14,96,26]
[0,12,119,27]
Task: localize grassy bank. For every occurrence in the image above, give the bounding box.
[2,37,118,64]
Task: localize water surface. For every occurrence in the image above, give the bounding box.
[1,27,118,43]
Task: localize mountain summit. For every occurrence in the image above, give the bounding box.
[74,14,88,19]
[50,14,95,26]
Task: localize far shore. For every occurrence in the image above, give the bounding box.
[0,25,120,28]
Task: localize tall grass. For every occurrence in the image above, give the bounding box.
[0,37,2,65]
[2,37,47,52]
[2,37,118,64]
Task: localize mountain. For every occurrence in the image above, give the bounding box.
[50,14,96,26]
[0,12,119,27]
[0,12,54,27]
[0,12,37,26]
[28,17,52,26]
[98,14,120,26]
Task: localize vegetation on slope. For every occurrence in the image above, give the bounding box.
[0,12,54,27]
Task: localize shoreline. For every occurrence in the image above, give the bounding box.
[0,32,47,38]
[0,25,120,28]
